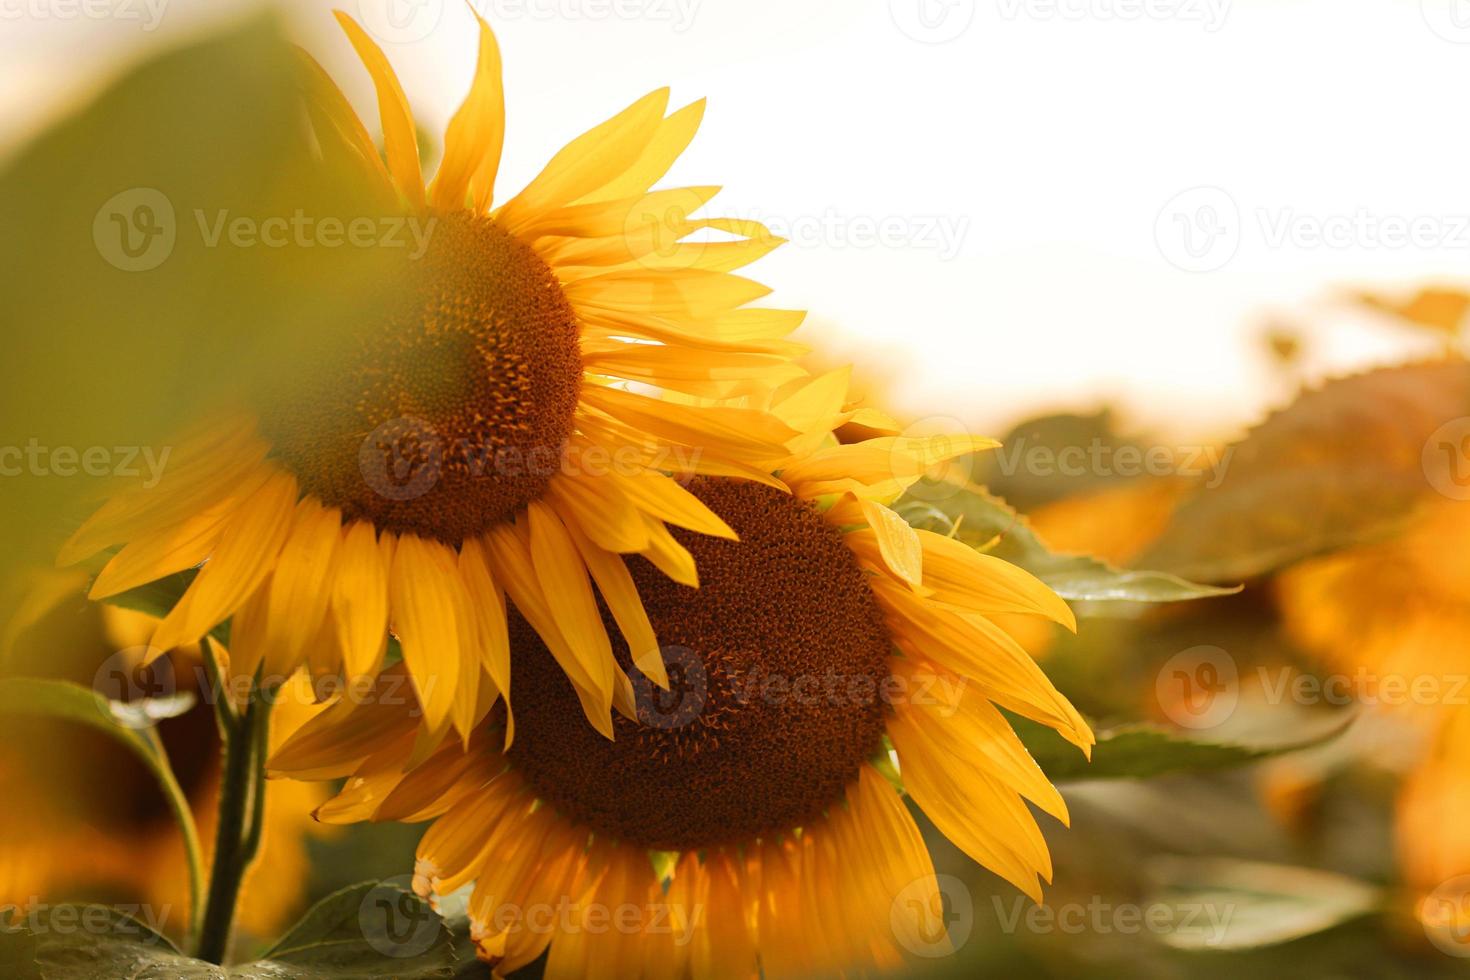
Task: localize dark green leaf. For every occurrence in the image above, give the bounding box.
[0,884,475,980]
[1014,714,1354,782]
[895,487,1236,607]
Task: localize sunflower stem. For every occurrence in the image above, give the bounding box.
[195,683,273,964]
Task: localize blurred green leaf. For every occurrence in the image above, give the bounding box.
[1145,857,1380,951]
[0,13,403,596]
[896,486,1236,606]
[0,883,478,979]
[1137,361,1470,581]
[1014,714,1354,782]
[970,410,1145,510]
[0,677,205,931]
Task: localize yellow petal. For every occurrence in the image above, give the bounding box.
[576,98,705,204]
[331,522,396,680]
[526,501,615,710]
[553,499,667,688]
[149,470,299,653]
[430,9,504,211]
[496,88,670,232]
[334,11,425,209]
[388,535,467,734]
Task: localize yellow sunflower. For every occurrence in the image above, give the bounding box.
[271,379,1094,977]
[59,10,810,744]
[0,573,330,943]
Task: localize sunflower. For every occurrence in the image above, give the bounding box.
[58,10,811,744]
[0,573,330,943]
[271,380,1094,977]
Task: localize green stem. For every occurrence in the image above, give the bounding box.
[194,683,273,964]
[151,735,208,952]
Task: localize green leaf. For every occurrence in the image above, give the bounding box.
[895,486,1236,607]
[3,906,214,980]
[0,884,475,979]
[248,881,461,978]
[969,409,1149,511]
[1137,361,1470,581]
[0,678,205,933]
[1013,714,1354,782]
[1144,857,1380,950]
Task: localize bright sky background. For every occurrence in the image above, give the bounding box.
[5,0,1468,440]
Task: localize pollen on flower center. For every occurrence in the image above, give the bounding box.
[257,211,582,545]
[504,478,895,851]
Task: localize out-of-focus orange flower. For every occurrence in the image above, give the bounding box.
[1277,498,1470,914]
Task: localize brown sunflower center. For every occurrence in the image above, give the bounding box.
[257,211,582,545]
[505,478,895,851]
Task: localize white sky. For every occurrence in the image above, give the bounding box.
[4,0,1467,440]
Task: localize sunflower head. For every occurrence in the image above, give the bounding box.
[272,377,1094,976]
[62,9,810,745]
